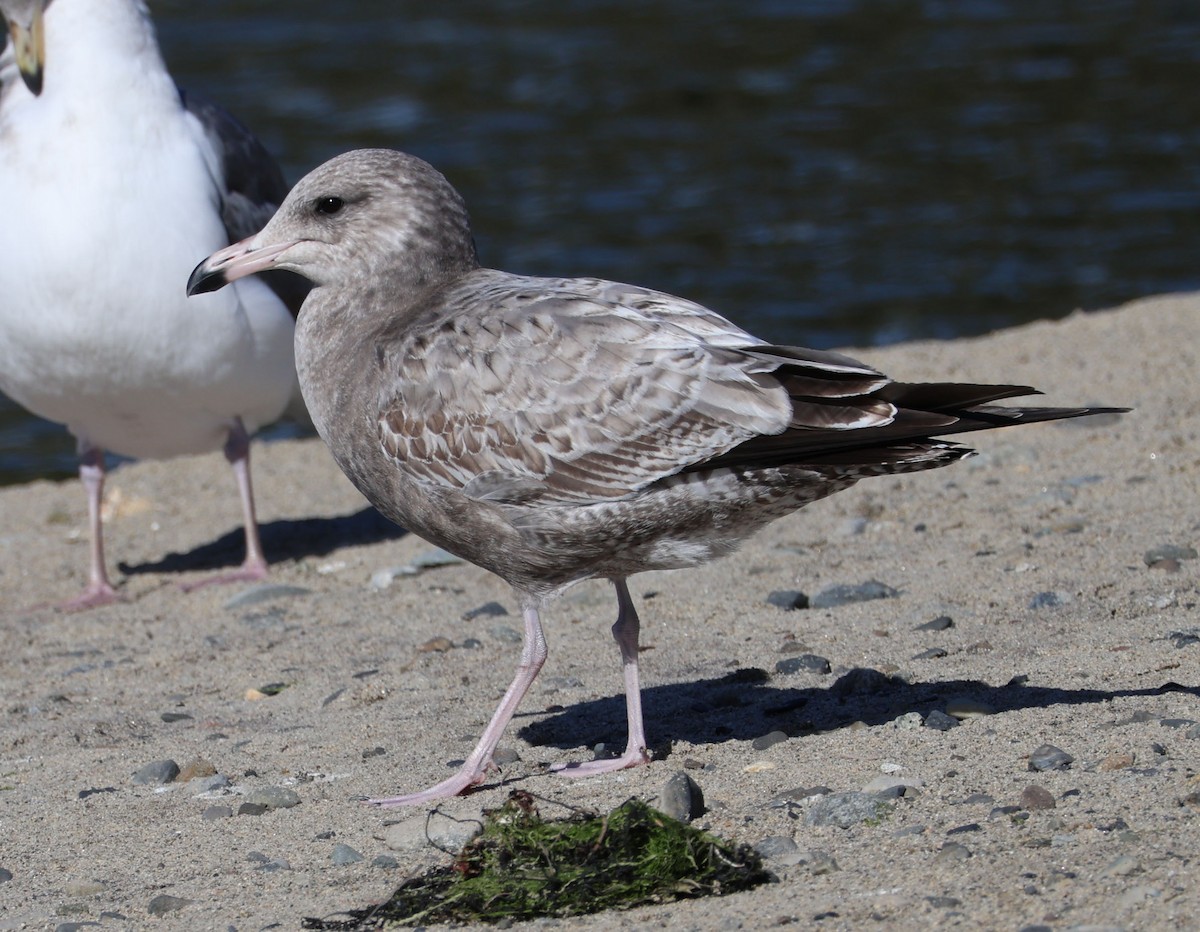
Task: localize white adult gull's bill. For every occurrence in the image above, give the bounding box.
[0,0,307,610]
[189,148,1125,806]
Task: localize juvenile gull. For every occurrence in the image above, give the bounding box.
[189,149,1122,806]
[0,0,306,610]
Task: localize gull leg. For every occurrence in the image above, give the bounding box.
[367,596,549,807]
[58,446,121,612]
[552,577,652,777]
[180,417,270,591]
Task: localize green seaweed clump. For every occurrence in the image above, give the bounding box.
[304,792,771,928]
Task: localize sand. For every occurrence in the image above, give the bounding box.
[0,293,1195,931]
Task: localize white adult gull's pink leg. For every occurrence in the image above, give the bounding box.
[57,445,121,612]
[366,595,549,807]
[552,577,652,777]
[180,417,270,592]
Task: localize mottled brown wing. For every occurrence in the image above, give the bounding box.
[376,275,892,506]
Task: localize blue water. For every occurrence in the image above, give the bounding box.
[3,0,1198,484]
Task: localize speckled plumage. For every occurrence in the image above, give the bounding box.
[189,148,1121,806]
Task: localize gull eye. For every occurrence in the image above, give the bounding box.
[315,196,344,215]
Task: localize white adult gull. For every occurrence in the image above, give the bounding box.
[0,0,307,610]
[189,149,1123,806]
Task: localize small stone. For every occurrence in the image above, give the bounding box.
[926,896,962,909]
[1098,751,1135,771]
[371,855,399,869]
[1101,854,1140,878]
[911,647,947,660]
[489,624,523,644]
[160,711,193,723]
[810,579,899,609]
[862,776,923,795]
[774,654,831,675]
[1020,785,1056,810]
[131,760,179,785]
[892,711,924,730]
[223,584,311,609]
[462,601,509,621]
[751,730,790,751]
[934,841,972,863]
[1143,544,1197,566]
[1169,630,1200,649]
[177,758,217,782]
[1028,744,1074,771]
[191,774,231,793]
[805,791,893,828]
[915,615,954,631]
[1029,590,1070,610]
[238,803,268,816]
[924,710,960,732]
[331,844,364,865]
[753,835,802,865]
[0,867,11,883]
[766,589,809,610]
[244,786,301,810]
[410,548,465,570]
[655,771,704,822]
[830,667,895,696]
[417,636,453,653]
[959,793,994,806]
[803,849,840,875]
[202,805,233,821]
[384,807,486,852]
[147,894,190,916]
[946,698,997,719]
[492,746,521,765]
[946,822,981,835]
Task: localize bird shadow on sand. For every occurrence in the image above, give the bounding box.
[118,506,406,576]
[517,668,1199,759]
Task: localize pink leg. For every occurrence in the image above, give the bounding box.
[551,577,652,778]
[367,596,549,807]
[57,447,122,612]
[180,418,269,592]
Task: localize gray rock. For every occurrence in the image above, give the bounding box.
[911,647,948,660]
[146,894,190,916]
[774,654,831,675]
[862,775,923,795]
[131,760,179,785]
[201,805,233,821]
[371,854,399,869]
[1169,629,1200,649]
[384,807,486,853]
[753,835,803,865]
[959,793,994,806]
[805,791,893,828]
[244,786,301,809]
[489,624,523,644]
[492,746,521,765]
[803,849,840,875]
[1028,590,1071,610]
[331,844,364,865]
[222,584,311,609]
[924,710,960,731]
[751,730,790,751]
[1020,784,1056,810]
[190,774,231,793]
[237,803,267,816]
[1144,544,1197,565]
[462,601,509,621]
[892,711,924,730]
[935,841,972,863]
[655,770,705,822]
[1028,744,1074,771]
[766,589,809,610]
[810,579,899,609]
[0,867,10,883]
[410,548,466,570]
[915,615,954,631]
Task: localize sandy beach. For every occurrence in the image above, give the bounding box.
[0,292,1196,931]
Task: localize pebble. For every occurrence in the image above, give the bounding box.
[924,710,960,732]
[131,759,179,785]
[946,698,996,719]
[1028,590,1071,610]
[417,636,453,653]
[160,711,192,723]
[372,854,399,869]
[892,711,924,730]
[146,894,190,916]
[202,805,233,821]
[462,601,509,621]
[238,803,268,816]
[753,835,803,865]
[0,867,11,883]
[805,791,893,828]
[810,579,899,609]
[1100,854,1141,878]
[915,615,954,631]
[830,667,895,697]
[803,850,840,875]
[177,758,217,782]
[222,584,311,609]
[766,590,809,610]
[862,776,923,796]
[1143,544,1197,566]
[490,624,523,644]
[1020,785,1056,810]
[1169,629,1200,649]
[774,654,831,675]
[911,647,947,660]
[331,844,364,866]
[751,730,790,751]
[384,807,486,853]
[1098,752,1136,771]
[492,746,521,765]
[655,771,705,821]
[1028,744,1074,771]
[946,822,981,835]
[244,786,301,810]
[934,841,972,863]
